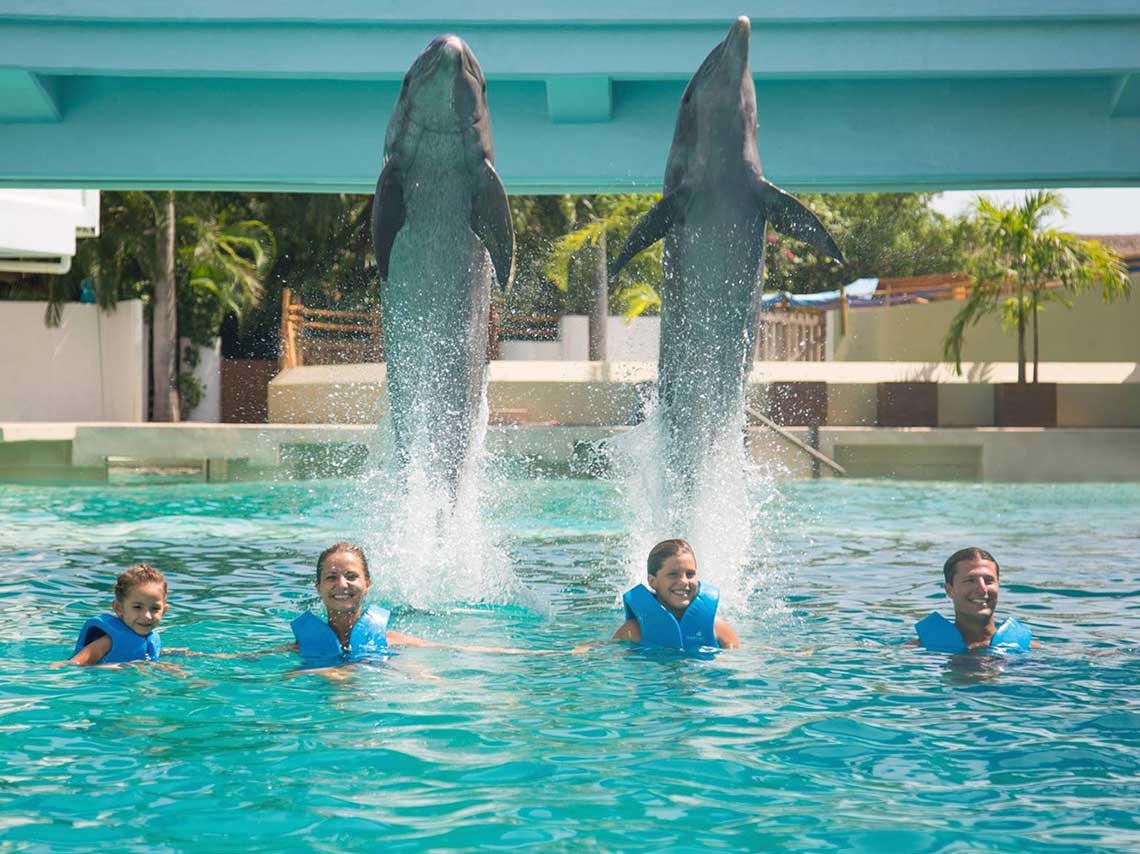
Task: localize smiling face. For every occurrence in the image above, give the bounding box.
[111,580,168,636]
[945,558,1000,627]
[647,552,700,618]
[316,550,372,617]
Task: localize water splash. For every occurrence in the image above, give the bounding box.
[604,390,792,621]
[354,389,532,613]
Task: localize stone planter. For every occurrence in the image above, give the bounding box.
[994,382,1058,427]
[762,381,828,426]
[877,382,938,427]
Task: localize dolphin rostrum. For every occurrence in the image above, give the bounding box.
[372,34,515,492]
[612,16,843,495]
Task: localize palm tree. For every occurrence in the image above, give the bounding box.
[61,191,275,420]
[944,191,1130,382]
[544,194,662,358]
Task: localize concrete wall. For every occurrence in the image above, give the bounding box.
[269,360,1140,428]
[498,315,660,361]
[0,300,145,421]
[829,287,1140,363]
[183,339,221,423]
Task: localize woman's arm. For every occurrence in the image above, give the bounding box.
[386,631,547,655]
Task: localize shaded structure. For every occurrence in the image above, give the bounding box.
[1,2,1139,192]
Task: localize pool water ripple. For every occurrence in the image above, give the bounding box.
[1,478,1138,851]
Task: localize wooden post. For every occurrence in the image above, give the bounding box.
[279,287,296,370]
[839,288,849,336]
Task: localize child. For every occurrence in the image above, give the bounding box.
[64,564,169,666]
[236,541,538,668]
[614,538,740,650]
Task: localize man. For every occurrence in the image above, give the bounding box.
[914,547,1038,653]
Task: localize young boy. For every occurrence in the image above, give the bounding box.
[614,538,740,650]
[64,564,168,665]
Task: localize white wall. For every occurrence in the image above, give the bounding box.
[183,338,221,423]
[0,300,145,421]
[827,283,1140,363]
[498,315,660,361]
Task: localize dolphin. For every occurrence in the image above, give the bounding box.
[611,16,843,495]
[372,34,515,492]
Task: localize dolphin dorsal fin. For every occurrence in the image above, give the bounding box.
[754,178,844,265]
[610,186,690,282]
[471,159,516,290]
[372,157,406,281]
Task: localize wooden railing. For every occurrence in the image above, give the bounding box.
[497,313,560,341]
[278,289,508,369]
[875,273,973,304]
[756,311,827,362]
[278,288,383,370]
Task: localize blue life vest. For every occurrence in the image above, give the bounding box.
[622,582,720,650]
[73,614,161,663]
[292,604,390,664]
[915,612,1033,654]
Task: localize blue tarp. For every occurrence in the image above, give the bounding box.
[761,277,879,309]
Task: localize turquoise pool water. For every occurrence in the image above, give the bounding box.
[1,478,1139,852]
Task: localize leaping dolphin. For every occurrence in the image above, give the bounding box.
[372,34,515,492]
[612,16,843,496]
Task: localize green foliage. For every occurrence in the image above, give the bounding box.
[943,191,1130,379]
[533,191,981,322]
[176,198,276,346]
[764,192,981,294]
[536,194,662,319]
[228,192,373,357]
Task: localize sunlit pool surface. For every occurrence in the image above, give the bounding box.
[1,477,1138,852]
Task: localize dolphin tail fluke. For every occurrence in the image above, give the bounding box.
[610,186,689,282]
[471,159,516,290]
[372,157,407,281]
[755,178,844,265]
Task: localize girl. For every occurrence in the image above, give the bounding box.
[614,538,740,650]
[64,564,169,665]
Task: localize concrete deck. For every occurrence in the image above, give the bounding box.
[2,422,1139,484]
[269,361,1140,428]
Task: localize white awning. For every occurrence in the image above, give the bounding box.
[0,189,100,274]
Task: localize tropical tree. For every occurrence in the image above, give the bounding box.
[542,192,980,329]
[542,194,663,346]
[62,191,275,420]
[943,191,1130,382]
[763,192,981,295]
[225,192,372,359]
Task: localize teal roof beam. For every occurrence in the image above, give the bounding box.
[546,76,612,124]
[1,2,1139,192]
[1111,75,1140,118]
[0,70,61,122]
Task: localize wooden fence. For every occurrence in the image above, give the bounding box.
[278,288,383,369]
[278,273,977,368]
[279,289,507,369]
[756,311,827,361]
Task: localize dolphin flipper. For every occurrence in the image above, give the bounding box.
[756,178,844,264]
[372,157,406,281]
[611,187,690,281]
[471,160,516,290]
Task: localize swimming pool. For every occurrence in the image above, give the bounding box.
[2,477,1138,852]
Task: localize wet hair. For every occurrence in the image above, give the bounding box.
[316,542,371,583]
[943,547,1000,585]
[114,564,168,601]
[647,538,696,576]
